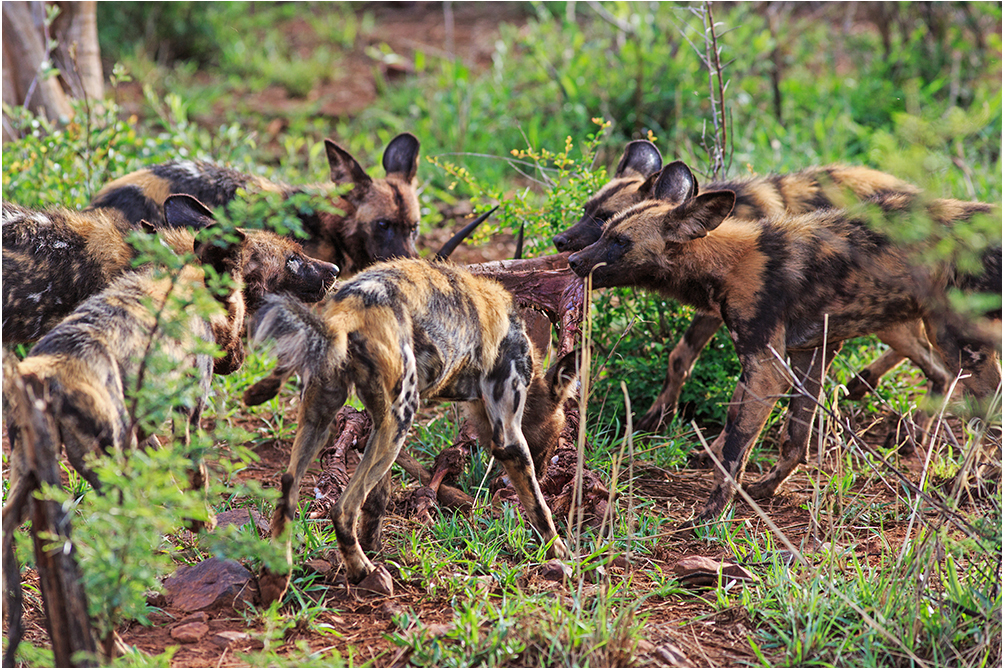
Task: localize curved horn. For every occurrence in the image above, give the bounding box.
[514,220,525,260]
[435,205,498,260]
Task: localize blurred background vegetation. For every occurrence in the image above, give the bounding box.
[3,0,1001,437]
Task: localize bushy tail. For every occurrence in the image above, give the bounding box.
[243,294,340,405]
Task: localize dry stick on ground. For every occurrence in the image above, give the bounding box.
[3,374,97,667]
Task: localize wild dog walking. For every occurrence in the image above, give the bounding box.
[242,258,580,601]
[1,220,260,662]
[2,195,338,349]
[568,161,1000,523]
[88,134,423,274]
[555,139,951,434]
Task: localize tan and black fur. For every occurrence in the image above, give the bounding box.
[568,161,1000,523]
[555,140,951,435]
[2,195,339,351]
[242,259,579,601]
[88,134,422,273]
[1,222,257,663]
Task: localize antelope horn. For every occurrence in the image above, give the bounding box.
[435,205,499,260]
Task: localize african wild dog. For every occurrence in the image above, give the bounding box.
[1,220,262,662]
[2,195,339,353]
[568,161,1000,524]
[555,139,951,435]
[241,258,580,602]
[88,133,422,274]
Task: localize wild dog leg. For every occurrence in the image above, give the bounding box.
[637,312,723,433]
[846,320,950,401]
[693,334,792,524]
[260,378,348,604]
[332,353,420,584]
[745,345,839,499]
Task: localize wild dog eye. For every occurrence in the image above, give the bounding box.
[376,220,391,230]
[286,256,302,273]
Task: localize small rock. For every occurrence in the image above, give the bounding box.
[211,631,263,650]
[145,590,167,608]
[354,565,393,597]
[163,557,257,612]
[170,622,209,643]
[174,612,210,627]
[214,508,270,536]
[673,554,756,588]
[539,560,571,582]
[611,555,631,570]
[305,559,333,576]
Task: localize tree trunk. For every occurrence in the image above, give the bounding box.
[52,1,104,103]
[2,1,74,123]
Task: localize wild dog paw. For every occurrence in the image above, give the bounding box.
[548,537,570,560]
[258,566,291,605]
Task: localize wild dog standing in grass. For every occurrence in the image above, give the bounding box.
[242,258,580,602]
[1,219,261,662]
[2,195,339,352]
[555,139,951,436]
[568,161,1000,524]
[88,134,423,274]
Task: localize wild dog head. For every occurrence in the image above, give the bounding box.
[553,140,663,252]
[306,133,422,272]
[517,350,581,476]
[163,194,339,312]
[568,161,735,291]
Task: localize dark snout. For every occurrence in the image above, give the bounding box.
[295,259,340,302]
[553,218,603,253]
[567,248,599,278]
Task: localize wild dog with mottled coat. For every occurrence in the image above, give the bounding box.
[568,161,1000,523]
[2,195,339,352]
[89,134,422,274]
[555,139,951,434]
[1,220,267,660]
[242,258,580,602]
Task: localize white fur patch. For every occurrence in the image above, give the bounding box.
[353,278,389,302]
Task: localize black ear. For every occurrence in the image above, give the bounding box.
[545,349,582,402]
[138,219,157,235]
[653,161,699,205]
[325,138,373,191]
[663,190,735,243]
[163,194,217,230]
[615,140,663,179]
[194,224,248,278]
[382,132,420,182]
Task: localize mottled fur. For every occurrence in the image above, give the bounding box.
[555,140,950,435]
[2,196,338,352]
[243,259,579,601]
[1,225,257,659]
[569,161,1000,523]
[89,134,422,273]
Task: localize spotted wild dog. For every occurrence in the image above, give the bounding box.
[1,218,268,660]
[88,134,423,274]
[554,139,951,435]
[2,195,339,352]
[242,258,580,602]
[568,161,1000,524]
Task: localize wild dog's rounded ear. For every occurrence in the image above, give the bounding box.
[325,139,373,192]
[653,161,699,205]
[664,190,736,242]
[163,194,217,230]
[615,140,663,179]
[546,349,582,402]
[138,219,157,235]
[194,224,248,277]
[382,132,420,182]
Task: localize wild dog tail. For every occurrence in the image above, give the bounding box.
[243,294,343,405]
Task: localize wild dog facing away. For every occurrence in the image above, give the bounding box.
[242,258,580,603]
[568,160,1001,524]
[555,139,953,437]
[2,195,339,353]
[1,219,265,665]
[89,133,423,274]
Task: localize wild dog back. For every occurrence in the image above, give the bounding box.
[553,138,920,252]
[89,134,422,273]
